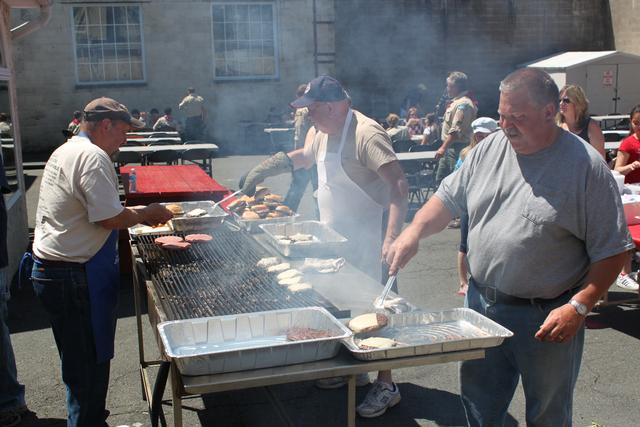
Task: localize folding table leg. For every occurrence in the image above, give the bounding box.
[150,361,170,427]
[347,375,356,427]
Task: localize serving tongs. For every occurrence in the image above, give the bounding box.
[373,274,397,310]
[212,189,243,210]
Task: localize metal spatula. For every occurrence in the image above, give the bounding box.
[374,274,397,310]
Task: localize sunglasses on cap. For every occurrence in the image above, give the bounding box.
[559,97,572,104]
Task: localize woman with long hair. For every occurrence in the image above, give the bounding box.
[557,85,605,158]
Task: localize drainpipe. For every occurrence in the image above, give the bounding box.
[10,0,53,41]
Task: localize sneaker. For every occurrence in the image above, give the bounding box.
[315,373,370,389]
[357,380,401,418]
[615,273,640,291]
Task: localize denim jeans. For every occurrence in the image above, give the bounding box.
[460,281,584,427]
[0,268,26,412]
[31,262,110,427]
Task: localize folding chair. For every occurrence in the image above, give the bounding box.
[392,139,414,153]
[181,148,215,176]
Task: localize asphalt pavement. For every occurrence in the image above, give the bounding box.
[6,154,640,427]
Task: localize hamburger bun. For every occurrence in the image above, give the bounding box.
[254,187,270,200]
[242,210,260,220]
[357,337,397,350]
[264,194,284,203]
[227,199,246,212]
[165,204,184,215]
[348,313,389,334]
[275,205,292,215]
[250,204,269,212]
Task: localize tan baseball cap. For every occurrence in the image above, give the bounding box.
[83,97,144,128]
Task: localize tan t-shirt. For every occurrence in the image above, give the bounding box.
[33,136,124,263]
[179,94,205,118]
[304,110,397,206]
[441,91,477,144]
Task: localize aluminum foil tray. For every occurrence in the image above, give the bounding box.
[343,308,513,361]
[158,307,352,375]
[162,201,227,232]
[259,221,348,258]
[230,210,299,233]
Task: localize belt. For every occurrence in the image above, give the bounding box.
[470,278,579,306]
[32,254,84,269]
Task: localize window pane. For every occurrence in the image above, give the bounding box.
[224,23,235,40]
[236,5,248,21]
[213,24,224,41]
[263,40,274,56]
[237,23,249,40]
[73,6,144,83]
[262,22,273,40]
[212,6,224,22]
[261,5,273,21]
[248,5,261,22]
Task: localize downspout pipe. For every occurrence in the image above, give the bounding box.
[10,0,52,41]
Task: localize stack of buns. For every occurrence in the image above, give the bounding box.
[227,187,295,220]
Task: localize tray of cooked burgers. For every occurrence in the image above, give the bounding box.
[342,308,513,361]
[259,220,348,258]
[226,187,299,233]
[157,307,352,375]
[162,201,228,232]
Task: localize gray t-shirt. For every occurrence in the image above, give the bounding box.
[436,129,633,299]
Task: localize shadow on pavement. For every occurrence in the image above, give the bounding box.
[588,300,640,339]
[7,273,145,334]
[17,411,65,426]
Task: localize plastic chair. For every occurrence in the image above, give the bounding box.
[181,148,215,176]
[145,150,180,165]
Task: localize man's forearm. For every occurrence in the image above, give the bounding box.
[98,206,147,229]
[385,195,408,240]
[411,195,453,240]
[441,133,456,150]
[573,252,628,311]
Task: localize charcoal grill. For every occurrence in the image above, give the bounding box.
[133,226,348,320]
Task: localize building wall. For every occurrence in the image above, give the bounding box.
[334,0,614,118]
[13,0,323,154]
[609,0,640,56]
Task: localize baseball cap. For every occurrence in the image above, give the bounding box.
[471,117,498,134]
[290,75,349,108]
[83,97,144,128]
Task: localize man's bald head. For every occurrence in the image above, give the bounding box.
[499,68,559,111]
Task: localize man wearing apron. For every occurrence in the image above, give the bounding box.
[31,97,173,427]
[241,76,408,418]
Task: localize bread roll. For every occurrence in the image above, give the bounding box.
[165,204,184,215]
[275,205,292,215]
[358,337,397,350]
[348,313,388,334]
[264,194,284,203]
[227,199,246,212]
[250,204,269,212]
[242,210,260,220]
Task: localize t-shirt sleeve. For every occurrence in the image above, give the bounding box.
[435,148,475,217]
[78,154,124,223]
[583,163,635,262]
[618,136,634,154]
[360,132,397,171]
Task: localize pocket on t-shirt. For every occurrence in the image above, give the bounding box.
[521,185,567,225]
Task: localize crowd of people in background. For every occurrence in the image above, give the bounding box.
[64,87,208,141]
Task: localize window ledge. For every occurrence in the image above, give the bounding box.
[74,82,148,90]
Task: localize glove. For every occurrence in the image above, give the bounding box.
[239,151,293,196]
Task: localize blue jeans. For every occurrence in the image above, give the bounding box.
[0,268,26,412]
[460,280,584,427]
[31,263,110,427]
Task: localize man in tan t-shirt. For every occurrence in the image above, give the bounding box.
[178,87,206,140]
[241,76,408,418]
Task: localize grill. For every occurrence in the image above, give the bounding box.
[133,226,347,320]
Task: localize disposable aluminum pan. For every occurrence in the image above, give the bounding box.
[231,210,299,233]
[343,308,513,361]
[259,221,348,258]
[157,307,352,376]
[163,201,228,232]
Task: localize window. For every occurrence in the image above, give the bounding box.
[212,2,278,80]
[72,5,145,84]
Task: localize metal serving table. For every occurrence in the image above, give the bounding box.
[131,225,485,427]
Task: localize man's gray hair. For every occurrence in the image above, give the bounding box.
[499,68,559,109]
[447,71,468,91]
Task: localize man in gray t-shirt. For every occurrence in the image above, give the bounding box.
[386,69,632,426]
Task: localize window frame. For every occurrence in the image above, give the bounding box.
[70,3,147,86]
[210,1,280,81]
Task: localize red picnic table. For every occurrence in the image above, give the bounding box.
[120,165,229,205]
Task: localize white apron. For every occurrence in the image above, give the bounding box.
[316,109,385,283]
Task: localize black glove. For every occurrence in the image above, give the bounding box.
[239,151,293,196]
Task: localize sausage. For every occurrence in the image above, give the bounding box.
[184,234,213,243]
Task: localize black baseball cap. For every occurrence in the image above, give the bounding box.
[83,97,144,128]
[290,75,349,108]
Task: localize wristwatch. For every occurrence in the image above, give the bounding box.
[569,299,588,316]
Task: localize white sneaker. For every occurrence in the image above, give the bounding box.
[315,373,370,389]
[615,273,640,291]
[356,380,401,418]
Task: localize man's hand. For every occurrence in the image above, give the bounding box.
[534,303,584,343]
[435,146,446,160]
[381,235,396,262]
[239,151,293,196]
[385,225,421,275]
[142,203,173,226]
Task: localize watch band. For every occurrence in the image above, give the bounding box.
[569,299,588,316]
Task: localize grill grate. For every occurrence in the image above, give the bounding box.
[133,226,346,320]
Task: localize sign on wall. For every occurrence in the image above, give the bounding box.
[602,70,614,86]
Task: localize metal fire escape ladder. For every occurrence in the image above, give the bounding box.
[312,0,335,76]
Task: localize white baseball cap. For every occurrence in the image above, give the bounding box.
[471,117,498,134]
